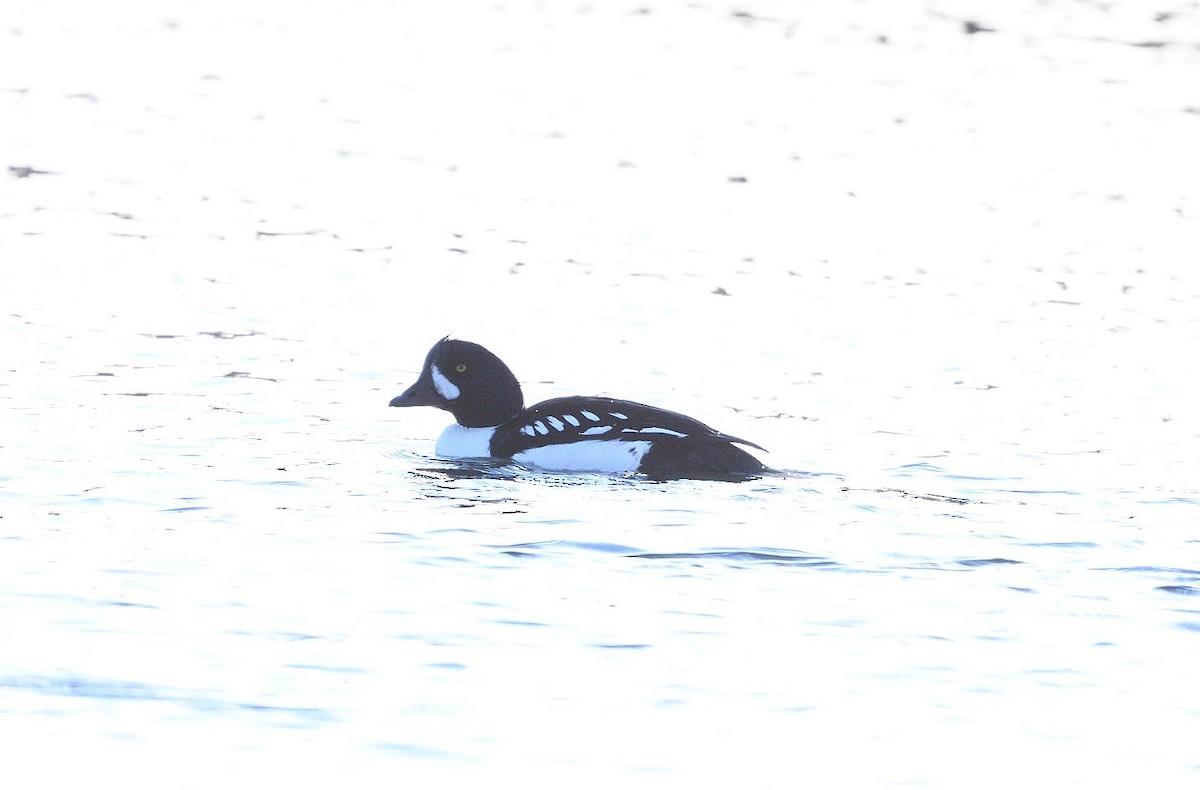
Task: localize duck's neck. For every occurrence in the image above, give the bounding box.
[452,373,523,428]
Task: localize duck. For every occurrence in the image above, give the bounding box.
[389,338,768,481]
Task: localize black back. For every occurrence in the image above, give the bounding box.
[490,395,767,480]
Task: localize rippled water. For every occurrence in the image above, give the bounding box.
[3,1,1199,787]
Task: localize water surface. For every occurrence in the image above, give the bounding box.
[2,2,1198,787]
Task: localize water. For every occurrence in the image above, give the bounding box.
[2,1,1199,787]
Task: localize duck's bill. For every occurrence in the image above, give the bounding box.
[389,371,440,408]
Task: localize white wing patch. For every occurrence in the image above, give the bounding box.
[525,407,691,440]
[430,364,460,401]
[514,440,652,474]
[631,426,687,437]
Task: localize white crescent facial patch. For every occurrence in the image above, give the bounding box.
[430,363,461,400]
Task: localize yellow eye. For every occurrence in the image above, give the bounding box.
[455,363,467,373]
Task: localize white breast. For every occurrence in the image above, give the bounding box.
[435,424,496,458]
[513,440,652,474]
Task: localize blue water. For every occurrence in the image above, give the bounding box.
[3,2,1199,787]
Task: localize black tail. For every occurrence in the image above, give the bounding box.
[639,439,767,482]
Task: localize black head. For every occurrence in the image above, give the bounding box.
[388,338,524,427]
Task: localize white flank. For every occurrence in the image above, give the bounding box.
[430,364,460,400]
[435,424,495,457]
[514,440,652,474]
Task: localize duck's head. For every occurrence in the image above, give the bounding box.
[389,337,524,428]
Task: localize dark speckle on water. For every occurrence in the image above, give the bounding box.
[1157,585,1200,596]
